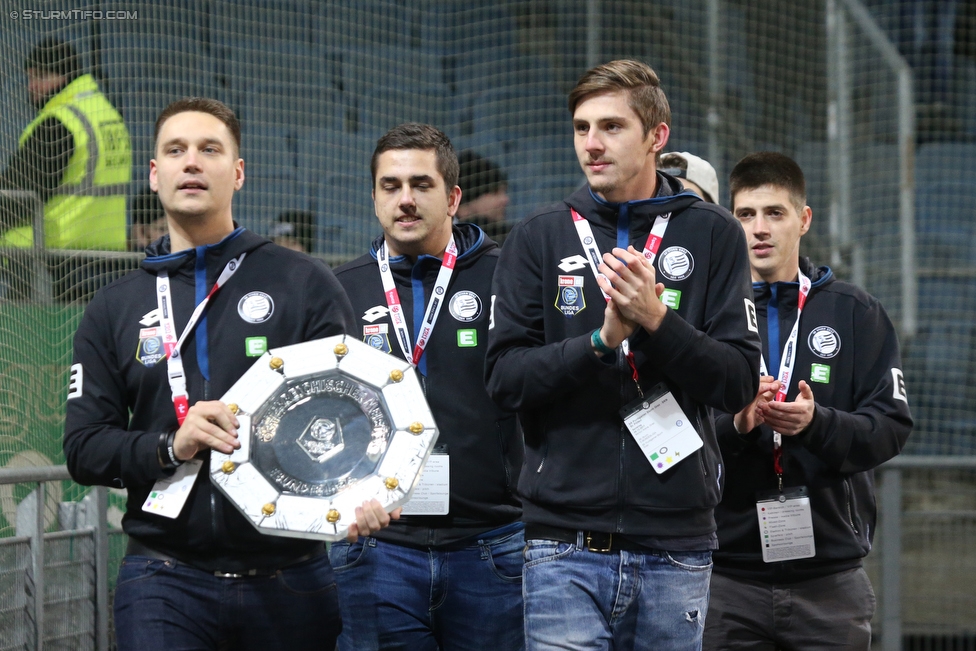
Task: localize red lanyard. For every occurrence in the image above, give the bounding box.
[758,268,811,489]
[377,236,457,367]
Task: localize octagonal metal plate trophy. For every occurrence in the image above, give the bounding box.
[210,334,437,541]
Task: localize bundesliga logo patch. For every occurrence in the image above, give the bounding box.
[135,327,164,367]
[555,275,586,317]
[363,324,392,353]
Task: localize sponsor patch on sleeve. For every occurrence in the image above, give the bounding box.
[67,363,83,399]
[891,368,908,403]
[745,299,759,333]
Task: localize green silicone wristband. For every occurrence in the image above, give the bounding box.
[591,329,614,355]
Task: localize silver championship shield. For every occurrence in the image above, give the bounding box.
[210,335,438,541]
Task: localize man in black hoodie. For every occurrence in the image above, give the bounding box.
[486,60,761,650]
[703,152,912,650]
[328,123,524,651]
[64,98,394,651]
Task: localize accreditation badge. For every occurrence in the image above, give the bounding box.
[756,486,816,563]
[620,383,703,474]
[555,275,586,317]
[399,447,450,516]
[363,324,392,353]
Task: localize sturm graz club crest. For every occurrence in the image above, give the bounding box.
[449,291,482,322]
[658,246,694,281]
[808,326,841,358]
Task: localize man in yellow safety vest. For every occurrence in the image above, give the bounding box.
[0,38,130,299]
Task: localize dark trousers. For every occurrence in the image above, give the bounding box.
[113,552,342,651]
[703,567,876,651]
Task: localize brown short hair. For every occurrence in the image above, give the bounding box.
[729,152,807,213]
[568,59,671,138]
[154,97,241,156]
[371,123,459,191]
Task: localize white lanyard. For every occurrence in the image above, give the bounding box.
[377,236,457,367]
[570,207,671,393]
[156,254,245,424]
[569,207,671,301]
[758,268,811,470]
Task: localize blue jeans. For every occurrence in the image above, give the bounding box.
[329,523,525,651]
[523,534,712,651]
[113,552,341,651]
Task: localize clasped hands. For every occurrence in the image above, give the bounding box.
[595,245,667,349]
[734,376,816,436]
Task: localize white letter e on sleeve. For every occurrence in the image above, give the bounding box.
[67,363,84,400]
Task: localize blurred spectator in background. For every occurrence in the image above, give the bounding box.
[129,187,167,253]
[0,37,130,251]
[0,37,130,302]
[271,210,316,254]
[660,151,720,204]
[455,150,512,245]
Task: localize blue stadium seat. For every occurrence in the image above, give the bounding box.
[297,129,375,190]
[235,176,309,235]
[98,1,207,43]
[915,143,976,263]
[903,318,976,453]
[238,84,344,134]
[243,126,297,181]
[100,33,214,90]
[210,0,312,44]
[312,1,430,51]
[338,47,450,95]
[470,83,565,143]
[221,41,337,93]
[313,173,378,258]
[350,88,449,137]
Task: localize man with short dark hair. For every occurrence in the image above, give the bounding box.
[703,152,912,651]
[486,60,761,650]
[64,97,394,651]
[329,123,524,651]
[455,150,511,244]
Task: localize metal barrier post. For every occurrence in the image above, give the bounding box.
[32,482,46,651]
[94,486,109,651]
[0,188,50,304]
[880,466,902,651]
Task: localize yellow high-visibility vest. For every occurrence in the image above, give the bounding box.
[1,73,131,250]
